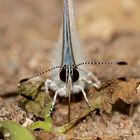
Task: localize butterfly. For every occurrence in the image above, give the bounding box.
[19,0,127,122]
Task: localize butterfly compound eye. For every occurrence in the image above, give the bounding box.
[59,67,79,82]
[60,67,67,82]
[72,68,79,82]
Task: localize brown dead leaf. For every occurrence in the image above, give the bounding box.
[109,78,140,104]
[88,78,140,114]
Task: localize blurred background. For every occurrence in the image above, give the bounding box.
[0,0,140,95]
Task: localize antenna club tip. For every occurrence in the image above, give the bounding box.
[117,61,128,65]
[19,78,29,84]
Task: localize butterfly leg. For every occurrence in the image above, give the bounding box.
[49,87,67,114]
[49,90,59,114]
[45,79,66,115]
[87,72,101,89]
[76,85,91,108]
[44,79,52,93]
[45,79,58,115]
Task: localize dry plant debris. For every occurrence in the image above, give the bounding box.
[11,77,140,140]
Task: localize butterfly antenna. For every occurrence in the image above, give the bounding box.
[19,66,61,84]
[76,61,128,67]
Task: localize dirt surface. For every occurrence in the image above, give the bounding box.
[0,0,140,139]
